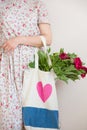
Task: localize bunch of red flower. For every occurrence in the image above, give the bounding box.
[59,52,87,78]
[29,48,87,83]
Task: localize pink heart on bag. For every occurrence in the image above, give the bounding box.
[37,81,52,102]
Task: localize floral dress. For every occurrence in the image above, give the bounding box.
[0,0,50,129]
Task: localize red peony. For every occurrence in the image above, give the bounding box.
[81,66,87,73]
[81,66,87,78]
[59,53,70,60]
[74,57,82,70]
[81,73,86,78]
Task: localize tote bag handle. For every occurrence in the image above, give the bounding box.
[35,36,51,69]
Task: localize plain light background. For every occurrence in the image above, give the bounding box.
[44,0,87,130]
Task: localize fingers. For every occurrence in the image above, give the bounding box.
[2,42,13,52]
[0,54,2,61]
[5,47,14,53]
[2,37,18,53]
[2,42,8,52]
[2,42,7,48]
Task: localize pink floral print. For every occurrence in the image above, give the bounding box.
[0,0,49,130]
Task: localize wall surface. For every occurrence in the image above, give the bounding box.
[44,0,87,130]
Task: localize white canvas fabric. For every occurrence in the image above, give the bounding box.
[22,36,60,130]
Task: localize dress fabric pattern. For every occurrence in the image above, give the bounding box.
[0,0,49,130]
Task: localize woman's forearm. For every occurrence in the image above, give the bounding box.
[17,24,52,47]
[17,35,42,47]
[17,35,51,47]
[2,24,52,52]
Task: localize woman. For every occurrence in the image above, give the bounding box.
[0,0,52,129]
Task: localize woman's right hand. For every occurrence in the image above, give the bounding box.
[2,37,20,53]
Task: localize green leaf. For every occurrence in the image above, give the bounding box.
[60,48,64,53]
[28,61,35,68]
[47,47,51,53]
[68,53,77,58]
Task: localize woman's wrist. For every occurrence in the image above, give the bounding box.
[15,35,46,47]
[15,36,27,45]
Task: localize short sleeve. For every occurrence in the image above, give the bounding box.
[37,0,50,24]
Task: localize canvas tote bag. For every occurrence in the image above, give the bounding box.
[22,36,60,130]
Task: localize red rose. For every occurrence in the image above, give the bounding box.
[74,57,82,70]
[59,53,70,60]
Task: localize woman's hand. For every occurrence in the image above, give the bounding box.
[2,37,20,53]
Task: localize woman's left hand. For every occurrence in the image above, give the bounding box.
[2,37,20,52]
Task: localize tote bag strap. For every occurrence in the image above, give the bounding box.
[35,36,51,69]
[40,36,47,53]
